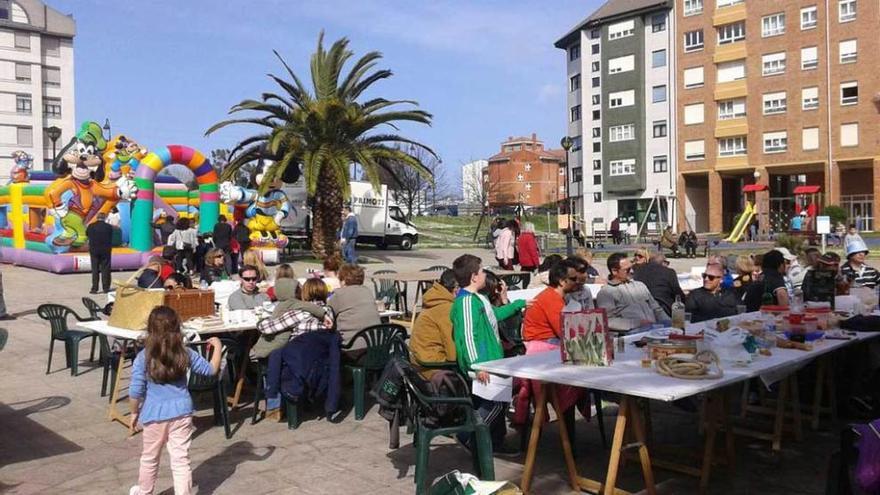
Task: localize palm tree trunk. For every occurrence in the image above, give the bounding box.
[311,165,344,259]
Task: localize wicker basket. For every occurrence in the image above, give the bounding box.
[164,289,215,322]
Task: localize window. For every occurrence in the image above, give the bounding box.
[801,47,818,70]
[593,159,601,171]
[763,131,788,153]
[609,90,635,108]
[841,122,858,147]
[609,124,636,142]
[684,30,704,52]
[801,6,818,29]
[592,174,600,185]
[839,39,857,63]
[524,163,532,172]
[652,85,667,103]
[718,22,745,44]
[839,0,856,22]
[591,94,600,106]
[717,0,744,7]
[803,127,820,150]
[15,94,30,114]
[590,29,601,39]
[684,0,703,16]
[593,142,601,152]
[718,98,746,119]
[840,81,858,105]
[762,52,786,76]
[13,32,29,49]
[516,173,523,182]
[652,13,666,32]
[653,120,667,137]
[44,98,61,117]
[684,103,705,125]
[593,192,602,203]
[609,159,636,176]
[718,136,747,157]
[717,60,745,82]
[592,77,600,88]
[14,62,29,82]
[684,66,704,88]
[592,109,600,120]
[763,92,787,114]
[592,127,601,138]
[16,126,33,146]
[592,61,600,72]
[653,156,668,173]
[802,87,819,110]
[42,67,61,87]
[591,43,600,55]
[685,140,705,161]
[570,105,582,122]
[569,44,580,61]
[572,168,583,182]
[570,74,581,92]
[652,49,666,68]
[42,38,60,57]
[608,55,635,74]
[608,20,635,40]
[571,136,582,151]
[762,13,785,37]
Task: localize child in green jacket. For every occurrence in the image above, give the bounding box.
[451,254,526,450]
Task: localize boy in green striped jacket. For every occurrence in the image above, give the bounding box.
[451,254,526,450]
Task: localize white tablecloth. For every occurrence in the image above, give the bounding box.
[78,319,258,342]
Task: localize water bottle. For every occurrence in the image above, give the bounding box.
[671,295,686,329]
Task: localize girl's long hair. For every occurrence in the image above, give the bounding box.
[144,306,189,383]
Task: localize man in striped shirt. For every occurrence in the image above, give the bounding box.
[841,239,880,289]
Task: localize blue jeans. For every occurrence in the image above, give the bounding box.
[342,240,357,264]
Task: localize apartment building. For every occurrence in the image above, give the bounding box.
[676,0,880,232]
[0,0,75,178]
[555,0,676,236]
[485,134,565,209]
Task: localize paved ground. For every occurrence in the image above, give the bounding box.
[0,247,856,494]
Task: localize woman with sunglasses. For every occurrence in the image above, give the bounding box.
[685,263,738,323]
[199,247,229,287]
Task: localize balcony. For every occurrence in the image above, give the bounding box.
[716,155,749,170]
[713,2,746,26]
[714,80,747,100]
[715,117,748,138]
[713,43,747,64]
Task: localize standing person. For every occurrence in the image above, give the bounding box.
[596,253,667,332]
[451,254,526,451]
[128,307,222,495]
[339,206,359,264]
[233,221,251,263]
[685,262,739,322]
[633,253,685,317]
[107,206,122,246]
[840,239,880,289]
[494,220,516,270]
[193,234,211,274]
[212,215,234,274]
[844,224,864,250]
[86,213,114,294]
[790,213,803,232]
[516,222,540,273]
[0,266,14,321]
[153,212,176,246]
[167,218,197,275]
[610,217,621,245]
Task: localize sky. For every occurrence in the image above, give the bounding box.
[50,0,602,195]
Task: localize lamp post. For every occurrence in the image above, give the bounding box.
[103,118,111,140]
[46,125,61,165]
[560,136,574,255]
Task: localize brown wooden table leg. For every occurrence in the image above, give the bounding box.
[106,339,136,434]
[789,374,803,442]
[603,397,630,495]
[628,398,657,495]
[699,393,721,494]
[549,385,580,491]
[811,358,826,430]
[522,382,548,494]
[721,391,736,471]
[771,377,789,452]
[229,331,255,409]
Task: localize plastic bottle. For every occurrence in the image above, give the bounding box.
[671,295,686,329]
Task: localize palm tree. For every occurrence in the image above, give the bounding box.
[206,33,436,258]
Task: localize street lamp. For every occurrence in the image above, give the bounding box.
[46,125,61,165]
[103,118,111,140]
[560,136,574,255]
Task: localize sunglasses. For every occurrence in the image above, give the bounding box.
[634,254,645,259]
[213,255,224,259]
[241,277,258,282]
[567,276,579,282]
[702,273,720,281]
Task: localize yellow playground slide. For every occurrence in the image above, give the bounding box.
[725,201,755,243]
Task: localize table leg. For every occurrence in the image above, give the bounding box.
[628,398,657,495]
[811,358,826,430]
[549,385,580,491]
[771,377,789,452]
[699,394,720,494]
[721,392,736,471]
[789,374,803,442]
[521,382,548,494]
[603,397,630,495]
[229,335,253,409]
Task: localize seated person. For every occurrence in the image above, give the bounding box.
[744,250,791,311]
[137,256,171,289]
[163,272,193,291]
[200,247,229,286]
[574,248,602,284]
[267,264,297,301]
[410,270,457,377]
[633,252,684,318]
[802,253,839,306]
[659,226,679,256]
[564,257,593,310]
[321,256,342,293]
[841,239,880,289]
[228,265,270,310]
[328,263,381,347]
[522,259,580,349]
[685,262,739,323]
[252,278,328,359]
[480,271,522,356]
[596,252,667,332]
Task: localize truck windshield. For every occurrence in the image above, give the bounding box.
[389,207,407,223]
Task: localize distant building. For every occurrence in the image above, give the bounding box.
[0,0,76,178]
[461,159,487,204]
[486,134,565,209]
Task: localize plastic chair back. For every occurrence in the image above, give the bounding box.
[347,323,407,371]
[372,270,399,300]
[390,332,410,361]
[37,304,76,340]
[422,265,450,273]
[187,340,230,392]
[0,328,7,351]
[81,297,104,321]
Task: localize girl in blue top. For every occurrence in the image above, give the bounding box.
[129,306,222,495]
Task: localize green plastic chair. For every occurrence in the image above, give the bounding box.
[418,265,450,296]
[81,297,104,321]
[187,338,235,439]
[250,358,302,430]
[36,304,98,376]
[372,270,402,311]
[402,368,494,494]
[342,323,408,420]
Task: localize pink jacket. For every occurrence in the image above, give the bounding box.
[494,228,515,261]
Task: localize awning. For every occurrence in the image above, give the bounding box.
[742,184,768,192]
[793,185,821,194]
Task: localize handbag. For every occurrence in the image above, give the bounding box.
[108,269,166,330]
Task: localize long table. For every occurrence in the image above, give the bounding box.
[473,321,879,494]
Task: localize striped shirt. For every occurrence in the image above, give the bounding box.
[840,262,880,289]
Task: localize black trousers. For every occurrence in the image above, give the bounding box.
[90,252,111,292]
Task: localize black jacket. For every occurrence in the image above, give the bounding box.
[86,220,113,254]
[212,222,233,250]
[685,287,739,323]
[633,262,685,317]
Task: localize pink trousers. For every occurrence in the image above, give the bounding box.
[133,415,194,495]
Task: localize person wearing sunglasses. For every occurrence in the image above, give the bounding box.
[199,247,229,287]
[228,265,270,310]
[596,252,667,332]
[684,263,738,323]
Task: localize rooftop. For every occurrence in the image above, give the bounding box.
[554,0,669,48]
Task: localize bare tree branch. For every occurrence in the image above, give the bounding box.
[383,145,441,218]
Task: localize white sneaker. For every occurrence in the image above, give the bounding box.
[129,486,141,495]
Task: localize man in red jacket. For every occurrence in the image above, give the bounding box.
[516,222,541,272]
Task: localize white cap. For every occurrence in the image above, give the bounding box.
[774,247,797,261]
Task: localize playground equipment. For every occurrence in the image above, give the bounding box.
[793,185,821,231]
[725,183,767,243]
[219,160,290,248]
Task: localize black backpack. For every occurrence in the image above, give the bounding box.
[372,357,471,429]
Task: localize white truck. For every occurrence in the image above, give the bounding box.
[280,180,420,250]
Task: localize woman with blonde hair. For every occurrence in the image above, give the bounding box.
[268,263,297,301]
[199,247,229,286]
[732,254,758,300]
[241,249,269,282]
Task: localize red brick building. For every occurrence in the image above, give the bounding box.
[486,134,566,208]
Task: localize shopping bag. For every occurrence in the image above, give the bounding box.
[560,309,612,366]
[108,270,166,330]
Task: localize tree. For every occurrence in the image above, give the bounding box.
[206,33,436,258]
[461,160,501,240]
[385,145,444,218]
